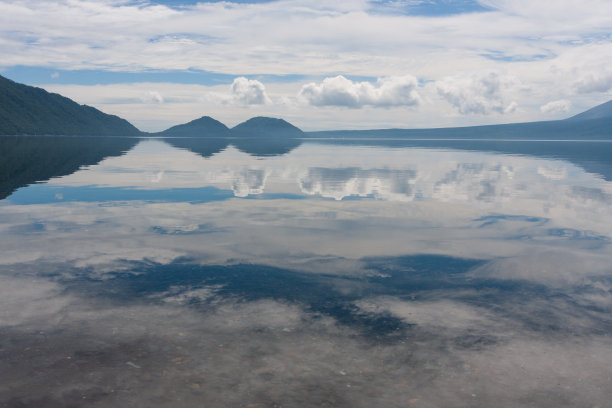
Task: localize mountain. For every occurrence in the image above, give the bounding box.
[309,99,612,141]
[231,116,303,137]
[310,118,612,140]
[0,75,141,136]
[157,115,303,139]
[158,116,230,137]
[159,116,303,156]
[566,99,612,121]
[2,71,609,140]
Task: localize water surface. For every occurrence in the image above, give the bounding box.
[1,136,611,407]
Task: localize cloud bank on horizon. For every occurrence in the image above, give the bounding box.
[1,0,612,131]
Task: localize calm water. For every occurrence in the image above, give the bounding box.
[1,136,611,407]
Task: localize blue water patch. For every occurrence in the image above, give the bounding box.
[6,184,235,205]
[64,254,567,338]
[63,255,486,338]
[151,223,224,235]
[5,184,308,205]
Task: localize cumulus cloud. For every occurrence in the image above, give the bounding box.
[204,77,271,106]
[141,90,164,104]
[540,99,571,114]
[298,75,421,108]
[230,77,271,105]
[574,72,612,94]
[436,72,518,115]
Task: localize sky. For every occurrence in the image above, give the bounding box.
[1,0,612,131]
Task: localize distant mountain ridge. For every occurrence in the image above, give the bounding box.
[231,116,303,137]
[0,75,141,136]
[1,74,611,138]
[157,116,229,137]
[159,100,612,139]
[308,98,612,140]
[566,100,612,121]
[157,116,303,138]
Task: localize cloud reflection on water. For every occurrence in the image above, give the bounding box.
[0,139,611,407]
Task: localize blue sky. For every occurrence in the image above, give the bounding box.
[147,0,491,15]
[1,0,612,131]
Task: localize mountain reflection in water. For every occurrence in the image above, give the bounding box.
[0,136,611,408]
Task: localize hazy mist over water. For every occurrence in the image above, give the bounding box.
[1,136,611,407]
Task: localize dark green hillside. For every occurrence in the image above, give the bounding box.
[0,75,141,136]
[232,116,303,137]
[158,116,229,137]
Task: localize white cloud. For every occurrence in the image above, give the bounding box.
[140,90,164,104]
[436,72,518,115]
[230,77,271,105]
[299,75,420,108]
[574,72,612,94]
[540,99,571,114]
[2,0,610,80]
[205,77,272,107]
[50,71,59,79]
[5,0,612,126]
[479,0,612,24]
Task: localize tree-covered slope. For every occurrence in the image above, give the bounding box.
[158,116,229,137]
[231,117,303,137]
[0,75,141,136]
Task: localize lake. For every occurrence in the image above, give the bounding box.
[1,135,611,407]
